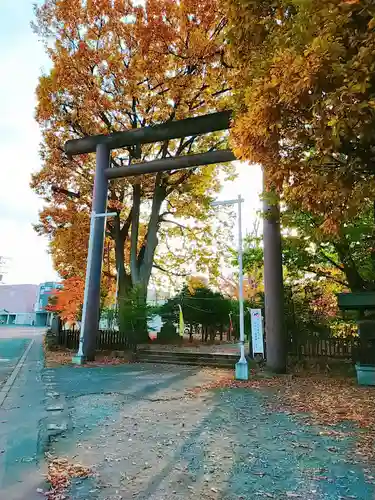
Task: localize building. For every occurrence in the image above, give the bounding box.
[0,282,60,327]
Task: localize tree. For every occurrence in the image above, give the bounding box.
[47,274,114,325]
[282,201,375,291]
[225,0,375,223]
[241,205,375,340]
[242,204,375,291]
[224,0,375,370]
[32,0,234,339]
[47,276,85,324]
[159,284,232,341]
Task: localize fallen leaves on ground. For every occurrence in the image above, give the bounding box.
[188,370,375,461]
[44,347,132,368]
[44,349,74,367]
[42,454,92,499]
[84,355,132,367]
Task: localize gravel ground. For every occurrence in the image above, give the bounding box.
[44,363,375,500]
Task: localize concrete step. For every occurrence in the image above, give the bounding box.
[136,357,235,368]
[137,349,240,359]
[136,349,246,368]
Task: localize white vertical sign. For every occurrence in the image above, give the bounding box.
[250,309,264,356]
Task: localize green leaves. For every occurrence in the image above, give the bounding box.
[159,285,232,328]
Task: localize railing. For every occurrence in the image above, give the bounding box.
[58,328,136,351]
[289,337,360,359]
[55,328,367,362]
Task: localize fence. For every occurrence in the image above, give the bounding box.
[56,328,364,361]
[289,337,360,359]
[58,328,136,351]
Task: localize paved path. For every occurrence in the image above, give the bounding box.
[0,331,47,499]
[45,364,375,500]
[0,325,46,339]
[0,337,31,387]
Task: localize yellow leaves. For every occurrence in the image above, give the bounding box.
[187,275,209,294]
[226,0,375,225]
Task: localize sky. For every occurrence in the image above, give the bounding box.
[0,0,262,286]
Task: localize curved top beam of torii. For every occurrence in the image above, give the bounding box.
[64,110,233,156]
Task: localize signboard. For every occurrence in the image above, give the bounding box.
[250,309,264,356]
[147,314,163,341]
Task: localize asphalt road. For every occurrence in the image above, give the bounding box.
[0,327,45,387]
[0,328,46,499]
[0,326,46,339]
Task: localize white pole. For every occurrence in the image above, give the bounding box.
[238,195,246,363]
[210,195,248,379]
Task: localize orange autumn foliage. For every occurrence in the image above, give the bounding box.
[47,276,85,324]
[220,272,263,301]
[31,0,234,302]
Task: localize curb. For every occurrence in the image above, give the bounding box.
[0,339,35,408]
[38,369,72,455]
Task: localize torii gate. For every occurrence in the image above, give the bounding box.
[64,110,285,372]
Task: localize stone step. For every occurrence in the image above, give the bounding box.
[137,349,241,359]
[136,357,235,368]
[136,350,249,368]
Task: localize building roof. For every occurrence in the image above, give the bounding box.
[0,284,39,314]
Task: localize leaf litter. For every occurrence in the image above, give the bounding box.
[40,453,92,499]
[188,369,375,462]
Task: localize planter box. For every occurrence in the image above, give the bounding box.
[355,363,375,386]
[337,292,375,311]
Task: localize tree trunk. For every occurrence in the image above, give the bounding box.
[204,326,209,343]
[335,242,366,291]
[130,183,141,283]
[209,326,215,343]
[138,178,166,287]
[114,176,168,345]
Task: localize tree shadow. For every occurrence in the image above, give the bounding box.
[132,388,375,500]
[42,364,200,456]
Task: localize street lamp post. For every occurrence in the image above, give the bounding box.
[211,195,248,380]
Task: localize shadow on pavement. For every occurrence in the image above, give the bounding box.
[133,389,375,500]
[45,364,199,454]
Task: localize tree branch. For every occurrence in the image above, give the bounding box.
[153,263,188,277]
[318,247,345,271]
[120,208,133,239]
[300,267,348,287]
